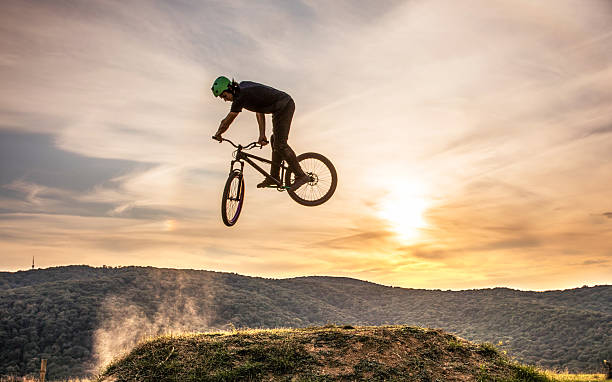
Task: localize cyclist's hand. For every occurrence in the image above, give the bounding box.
[258,135,269,146]
[212,133,222,142]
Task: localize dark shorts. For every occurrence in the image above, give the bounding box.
[271,98,295,150]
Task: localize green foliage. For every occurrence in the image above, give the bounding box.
[447,339,468,353]
[478,342,500,358]
[1,266,610,379]
[509,364,552,382]
[477,360,553,382]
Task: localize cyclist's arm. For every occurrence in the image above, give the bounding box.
[256,113,266,138]
[215,111,239,137]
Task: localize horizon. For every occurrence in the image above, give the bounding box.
[4,263,610,293]
[1,0,612,291]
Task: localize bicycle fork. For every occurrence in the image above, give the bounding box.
[228,159,245,200]
[230,158,244,175]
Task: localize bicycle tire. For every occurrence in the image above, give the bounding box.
[221,170,245,226]
[285,152,337,206]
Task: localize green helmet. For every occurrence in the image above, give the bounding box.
[211,76,231,97]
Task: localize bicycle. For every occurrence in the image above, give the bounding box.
[213,136,337,226]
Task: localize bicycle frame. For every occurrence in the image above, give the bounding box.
[230,145,290,190]
[215,136,337,214]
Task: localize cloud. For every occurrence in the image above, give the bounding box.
[580,259,609,266]
[585,125,612,138]
[470,238,542,251]
[313,230,394,250]
[0,130,152,192]
[0,130,173,219]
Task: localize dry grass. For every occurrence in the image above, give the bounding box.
[546,372,607,382]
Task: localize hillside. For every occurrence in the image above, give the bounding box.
[1,266,610,379]
[97,325,552,382]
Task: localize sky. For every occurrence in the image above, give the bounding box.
[1,0,611,291]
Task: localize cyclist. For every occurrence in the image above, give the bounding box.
[211,76,309,191]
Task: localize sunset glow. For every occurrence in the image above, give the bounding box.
[378,181,429,242]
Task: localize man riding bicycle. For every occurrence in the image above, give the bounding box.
[212,76,309,191]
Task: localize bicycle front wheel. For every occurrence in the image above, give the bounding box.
[285,152,337,206]
[221,170,245,226]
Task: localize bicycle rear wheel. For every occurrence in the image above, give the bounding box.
[221,170,245,226]
[285,152,337,206]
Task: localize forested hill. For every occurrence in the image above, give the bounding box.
[1,266,610,379]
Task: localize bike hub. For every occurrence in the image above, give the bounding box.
[308,173,318,186]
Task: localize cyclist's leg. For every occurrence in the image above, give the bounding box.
[272,99,306,178]
[269,135,281,180]
[257,134,283,188]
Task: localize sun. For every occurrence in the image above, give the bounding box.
[164,219,177,232]
[377,181,429,241]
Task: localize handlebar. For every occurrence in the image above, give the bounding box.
[212,136,265,150]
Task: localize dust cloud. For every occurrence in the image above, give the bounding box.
[91,269,220,372]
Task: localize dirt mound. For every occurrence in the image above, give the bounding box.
[97,325,550,381]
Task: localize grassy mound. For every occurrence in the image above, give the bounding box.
[97,325,555,382]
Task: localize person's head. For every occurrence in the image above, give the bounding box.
[219,90,233,102]
[211,76,237,101]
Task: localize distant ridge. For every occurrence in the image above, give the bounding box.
[1,266,610,379]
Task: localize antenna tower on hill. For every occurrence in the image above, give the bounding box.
[32,256,35,270]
